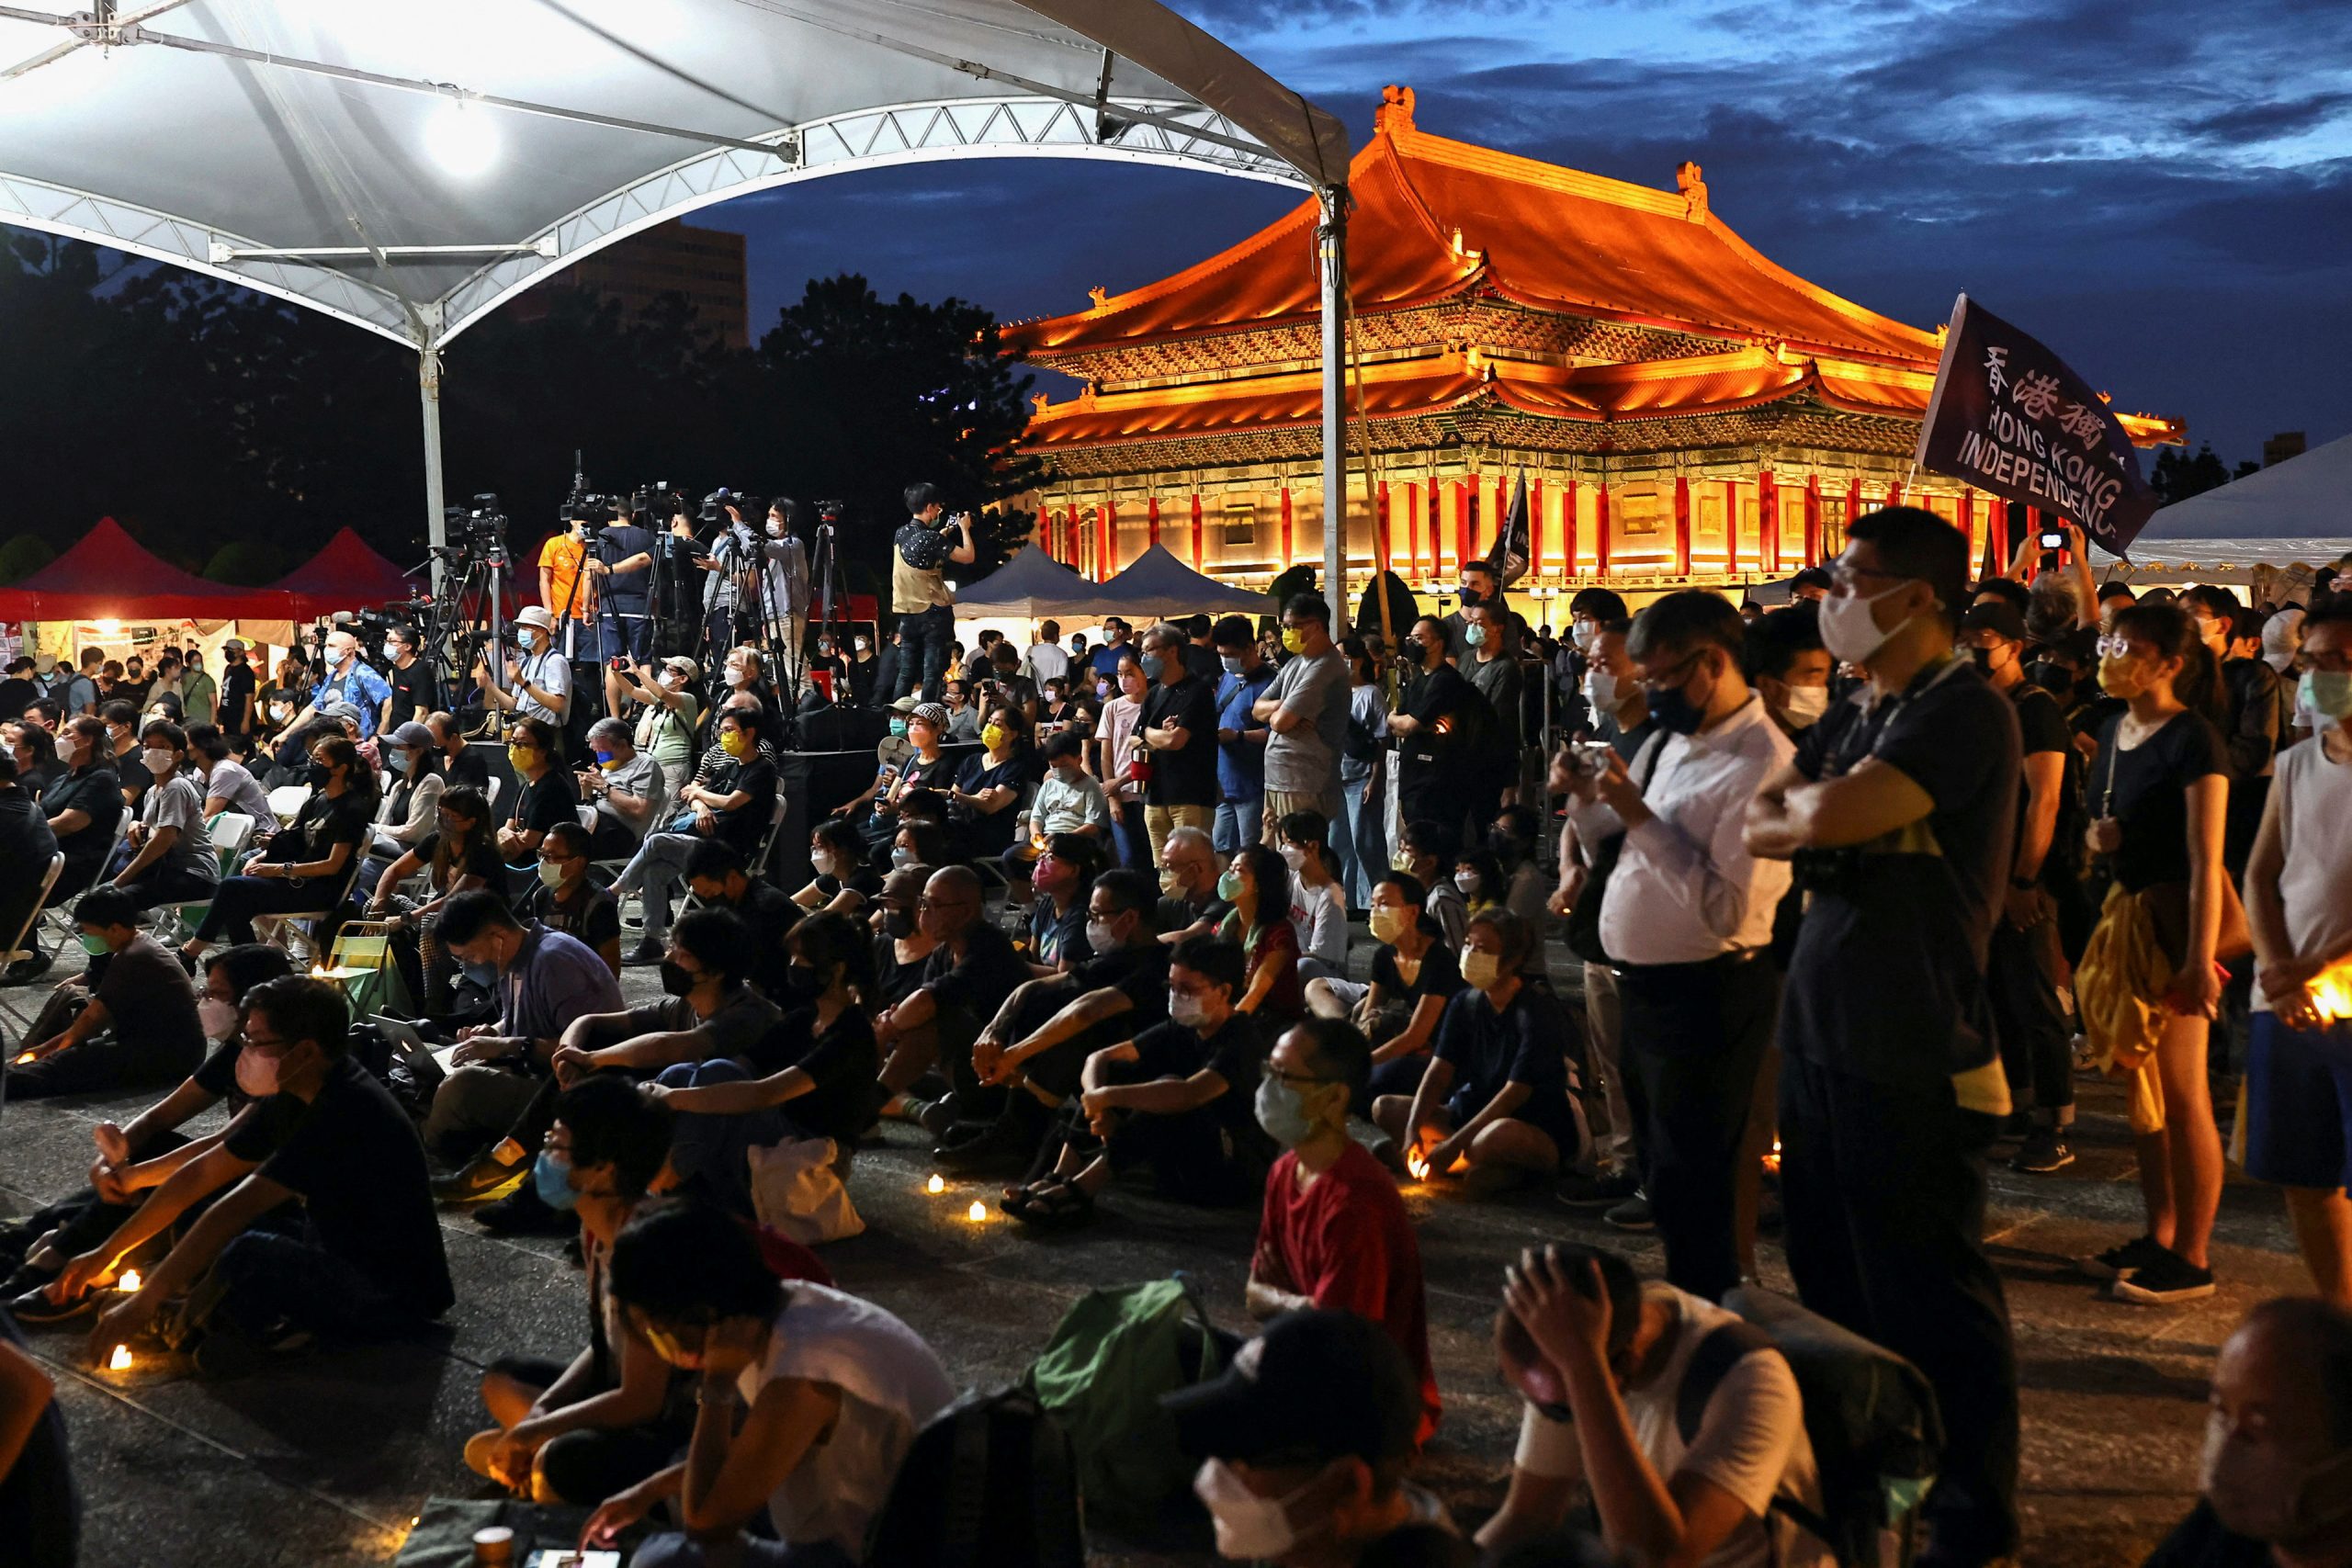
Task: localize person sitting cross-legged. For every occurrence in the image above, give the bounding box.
[74,976,455,1376]
[523,820,624,977]
[1246,1016,1443,1448]
[577,1201,955,1568]
[9,887,209,1101]
[678,838,803,1004]
[1001,933,1273,1226]
[1305,870,1462,1122]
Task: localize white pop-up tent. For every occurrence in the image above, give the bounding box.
[951,541,1114,618]
[2102,430,2352,578]
[0,0,1353,616]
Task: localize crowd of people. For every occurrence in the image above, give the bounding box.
[3,493,2351,1568]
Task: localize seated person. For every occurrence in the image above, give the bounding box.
[1396,819,1468,952]
[1164,1310,1457,1565]
[1024,833,1104,973]
[550,908,783,1089]
[4,944,291,1314]
[496,716,580,867]
[577,716,667,862]
[653,911,887,1155]
[420,890,627,1193]
[613,706,778,964]
[1374,909,1583,1194]
[360,721,439,879]
[1009,728,1111,873]
[1275,809,1348,984]
[1154,824,1228,944]
[368,784,503,1017]
[885,814,950,878]
[945,702,1028,861]
[1218,843,1305,1021]
[431,710,492,794]
[1477,1244,1831,1568]
[187,722,278,834]
[76,976,456,1372]
[867,866,942,1108]
[1306,872,1462,1113]
[1003,934,1273,1224]
[2140,1297,2352,1568]
[178,734,374,960]
[466,1077,690,1506]
[10,888,207,1101]
[792,818,881,918]
[872,865,1030,1138]
[524,821,624,976]
[832,702,957,857]
[104,719,217,911]
[940,679,981,741]
[1247,1017,1442,1448]
[40,716,123,908]
[945,868,1171,1172]
[678,839,802,1002]
[0,749,55,960]
[99,700,151,810]
[580,1201,955,1568]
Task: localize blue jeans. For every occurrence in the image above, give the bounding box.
[1214,794,1262,854]
[1336,773,1382,909]
[1109,801,1150,869]
[657,1058,786,1217]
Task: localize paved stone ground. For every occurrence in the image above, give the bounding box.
[0,927,2302,1567]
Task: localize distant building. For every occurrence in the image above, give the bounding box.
[513,219,749,349]
[2265,431,2307,467]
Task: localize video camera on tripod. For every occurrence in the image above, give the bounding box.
[439,493,511,563]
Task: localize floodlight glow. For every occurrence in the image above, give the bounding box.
[426,98,499,178]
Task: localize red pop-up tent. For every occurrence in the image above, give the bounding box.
[0,517,293,621]
[271,526,422,619]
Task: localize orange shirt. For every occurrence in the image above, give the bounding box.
[538,533,595,621]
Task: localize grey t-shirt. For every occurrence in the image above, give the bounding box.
[593,751,667,842]
[142,771,219,886]
[1262,649,1350,796]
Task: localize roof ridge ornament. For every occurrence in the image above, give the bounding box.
[1675,161,1708,222]
[1375,85,1417,136]
[1088,285,1110,312]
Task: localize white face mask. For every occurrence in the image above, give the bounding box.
[1085,917,1119,953]
[233,1043,284,1100]
[198,996,239,1044]
[381,641,401,662]
[1781,685,1831,728]
[1570,618,1599,653]
[1454,871,1482,896]
[1582,669,1621,715]
[724,665,750,687]
[1193,1458,1325,1562]
[1278,843,1306,872]
[854,637,870,652]
[1461,948,1503,989]
[1169,990,1210,1031]
[141,746,176,777]
[1819,581,1916,667]
[765,520,786,538]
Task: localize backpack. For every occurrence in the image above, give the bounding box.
[1675,1288,1944,1568]
[1023,1274,1225,1529]
[864,1385,1086,1568]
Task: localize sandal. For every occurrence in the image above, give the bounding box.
[1014,1179,1095,1230]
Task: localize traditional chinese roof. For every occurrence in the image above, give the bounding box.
[1005,85,1943,370]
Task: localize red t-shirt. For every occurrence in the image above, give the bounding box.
[1254,1140,1441,1443]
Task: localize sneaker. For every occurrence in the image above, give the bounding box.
[933,1122,1035,1177]
[621,941,666,967]
[2011,1127,2075,1174]
[2078,1234,2167,1281]
[473,1182,572,1237]
[430,1147,528,1203]
[1555,1168,1641,1210]
[7,1282,97,1326]
[191,1320,316,1379]
[901,1095,963,1139]
[1604,1192,1655,1233]
[1995,1110,2031,1143]
[2109,1248,2217,1304]
[2,953,51,986]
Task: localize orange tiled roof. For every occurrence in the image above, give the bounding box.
[1006,87,1941,367]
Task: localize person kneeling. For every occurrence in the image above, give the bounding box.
[1476,1244,1832,1568]
[580,1201,954,1567]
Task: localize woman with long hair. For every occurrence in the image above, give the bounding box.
[1216,841,1304,1021]
[369,784,503,1015]
[181,733,376,959]
[2076,602,2233,1304]
[1093,655,1150,868]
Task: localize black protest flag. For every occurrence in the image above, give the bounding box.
[1914,295,2161,558]
[1485,472,1530,588]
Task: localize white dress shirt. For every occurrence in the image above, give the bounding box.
[1588,693,1793,965]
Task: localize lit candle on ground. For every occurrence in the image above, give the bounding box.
[967,1200,989,1223]
[116,1269,141,1292]
[107,1344,133,1371]
[926,1174,945,1195]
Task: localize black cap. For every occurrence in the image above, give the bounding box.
[1960,602,2028,643]
[1162,1310,1419,1466]
[1790,566,1834,592]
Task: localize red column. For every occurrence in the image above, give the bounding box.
[1377,481,1395,576]
[1673,475,1692,577]
[1886,478,1903,510]
[1405,482,1421,578]
[1427,481,1441,576]
[1724,479,1739,573]
[1758,469,1779,575]
[1561,481,1578,578]
[1804,477,1822,565]
[1989,497,2011,568]
[1530,477,1544,578]
[1103,501,1118,577]
[1958,491,1976,571]
[1280,488,1294,569]
[1146,495,1160,549]
[1450,482,1467,570]
[1191,493,1204,571]
[1493,475,1508,557]
[1594,484,1612,576]
[1844,477,1861,553]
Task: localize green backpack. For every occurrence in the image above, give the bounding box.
[1024,1275,1224,1529]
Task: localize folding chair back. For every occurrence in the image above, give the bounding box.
[750,795,792,881]
[266,784,311,822]
[2,852,66,1068]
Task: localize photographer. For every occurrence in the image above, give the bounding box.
[590,496,658,664]
[478,606,572,730]
[760,499,811,680]
[695,491,761,656]
[538,509,604,665]
[891,482,975,702]
[605,656,701,800]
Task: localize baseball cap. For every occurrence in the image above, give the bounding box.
[889,694,921,714]
[321,699,366,725]
[1162,1310,1419,1467]
[1960,602,2028,644]
[386,721,435,751]
[662,656,702,683]
[220,638,247,654]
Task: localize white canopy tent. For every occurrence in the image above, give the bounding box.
[2087,431,2352,589]
[0,0,1353,621]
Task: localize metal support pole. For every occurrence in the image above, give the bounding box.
[1317,188,1350,637]
[419,321,447,592]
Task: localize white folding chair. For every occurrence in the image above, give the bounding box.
[255,856,368,966]
[484,775,503,813]
[749,795,792,883]
[266,784,311,822]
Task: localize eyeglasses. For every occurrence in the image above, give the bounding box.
[242,1032,291,1054]
[1829,563,1910,592]
[1639,650,1704,694]
[2095,634,2137,660]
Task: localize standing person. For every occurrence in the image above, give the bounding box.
[288,626,393,741]
[1566,591,1791,1300]
[1444,559,1509,667]
[1094,655,1150,869]
[1460,600,1524,812]
[540,510,605,665]
[759,500,811,682]
[61,648,104,719]
[593,496,659,664]
[1212,615,1274,853]
[1136,622,1218,866]
[1089,618,1136,681]
[480,606,574,731]
[1742,507,2021,1568]
[381,624,443,731]
[1024,619,1070,686]
[1961,603,2081,1174]
[1338,637,1389,910]
[2242,597,2352,1306]
[1389,616,1485,832]
[1255,594,1350,832]
[215,639,257,737]
[890,483,975,702]
[177,648,217,729]
[2218,603,2284,871]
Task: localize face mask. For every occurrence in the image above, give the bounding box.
[1159,866,1185,897]
[307,760,333,787]
[1219,653,1245,675]
[659,671,682,690]
[888,717,910,737]
[1820,580,1916,666]
[381,642,400,662]
[459,959,498,990]
[1095,681,1112,700]
[1571,619,1598,653]
[2299,670,2352,722]
[141,746,175,777]
[383,746,410,772]
[724,665,750,687]
[78,931,111,957]
[2199,1410,2352,1543]
[1193,1458,1321,1562]
[890,845,916,871]
[658,960,697,998]
[765,520,786,538]
[532,1151,579,1212]
[1169,989,1210,1031]
[1582,669,1621,715]
[1646,666,1711,737]
[1967,646,1995,675]
[1140,652,1166,682]
[780,963,822,1001]
[1781,685,1830,728]
[719,730,752,760]
[1369,905,1412,944]
[2098,655,2152,700]
[854,637,869,652]
[592,748,615,769]
[1085,917,1119,953]
[1453,870,1482,896]
[1391,849,1416,872]
[1216,867,1245,902]
[1031,856,1061,893]
[1279,843,1306,872]
[198,996,239,1043]
[2025,660,2073,696]
[884,908,917,940]
[234,1045,283,1100]
[537,859,568,889]
[1464,623,1488,649]
[1280,626,1307,655]
[506,744,537,773]
[1255,1074,1317,1148]
[1462,948,1503,989]
[981,724,1008,750]
[1458,585,1484,608]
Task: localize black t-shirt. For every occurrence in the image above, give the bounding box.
[1072,942,1172,1029]
[746,1005,882,1141]
[522,879,622,953]
[2092,710,2229,892]
[919,921,1028,1023]
[1139,674,1218,807]
[2007,682,2082,890]
[265,791,372,883]
[813,866,883,906]
[1431,984,1582,1154]
[716,881,803,1003]
[1157,887,1231,937]
[956,754,1029,856]
[446,746,492,795]
[872,934,931,1005]
[0,676,36,721]
[600,523,655,609]
[1781,659,2021,1088]
[709,756,778,857]
[384,660,442,728]
[1371,941,1464,1007]
[2139,1502,2269,1568]
[43,762,122,874]
[416,830,506,890]
[256,1057,456,1318]
[1130,1011,1275,1168]
[1399,663,1483,766]
[113,745,153,806]
[512,768,581,840]
[219,662,258,733]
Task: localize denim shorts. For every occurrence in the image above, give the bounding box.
[2244,1010,2352,1190]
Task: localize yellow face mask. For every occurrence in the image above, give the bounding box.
[506,744,537,773]
[980,723,1008,750]
[2097,656,2151,700]
[1280,626,1306,655]
[719,729,752,760]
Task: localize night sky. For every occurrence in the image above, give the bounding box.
[693,0,2352,468]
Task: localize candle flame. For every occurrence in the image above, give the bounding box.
[1764,1137,1782,1176]
[13,1052,32,1065]
[107,1344,133,1371]
[2312,962,2352,1022]
[967,1200,989,1223]
[1406,1149,1430,1181]
[926,1174,945,1194]
[116,1269,141,1292]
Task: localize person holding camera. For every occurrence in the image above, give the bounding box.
[478,606,572,730]
[891,482,974,704]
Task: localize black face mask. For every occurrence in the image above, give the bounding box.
[307,761,332,786]
[1968,647,1995,675]
[1459,587,1483,608]
[884,908,916,940]
[2026,660,2072,696]
[658,960,696,998]
[779,963,821,1001]
[1487,828,1526,864]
